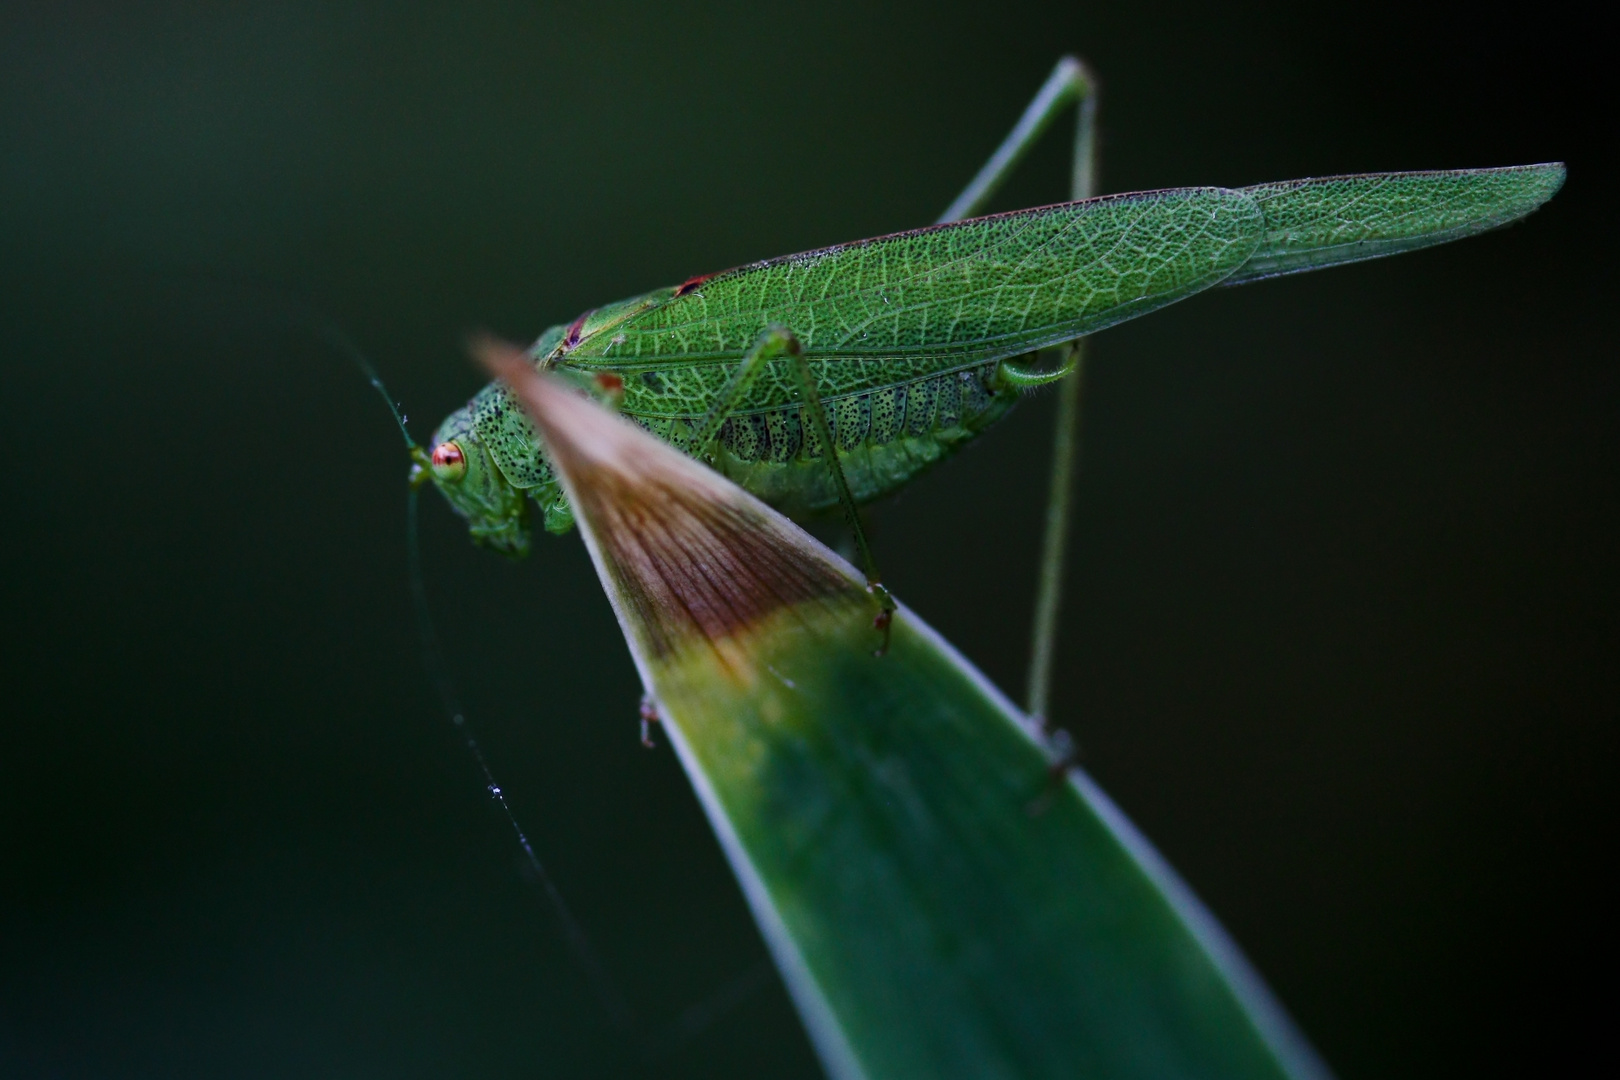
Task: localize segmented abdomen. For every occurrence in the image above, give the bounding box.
[626,360,1016,516]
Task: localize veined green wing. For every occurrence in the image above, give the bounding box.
[566,187,1264,369]
[559,165,1561,415]
[1224,164,1565,284]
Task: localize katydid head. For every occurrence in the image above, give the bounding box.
[416,401,532,558]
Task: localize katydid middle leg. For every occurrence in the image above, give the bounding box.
[940,55,1099,724]
[694,325,897,653]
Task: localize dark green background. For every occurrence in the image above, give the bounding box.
[1,2,1611,1077]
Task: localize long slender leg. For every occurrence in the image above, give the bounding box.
[935,56,1099,719]
[1023,69,1098,723]
[1025,341,1085,722]
[937,55,1096,224]
[693,325,896,653]
[784,334,896,653]
[687,336,778,456]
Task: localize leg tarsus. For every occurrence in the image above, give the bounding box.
[638,694,660,749]
[1024,718,1081,816]
[1043,724,1080,779]
[869,582,896,657]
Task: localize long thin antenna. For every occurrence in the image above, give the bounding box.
[151,275,771,1053]
[293,300,636,1034]
[319,321,418,451]
[331,304,771,1052]
[403,487,636,1033]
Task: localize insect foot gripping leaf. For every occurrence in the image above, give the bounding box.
[473,337,1334,1080]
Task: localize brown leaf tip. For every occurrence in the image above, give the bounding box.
[472,337,866,659]
[581,467,861,658]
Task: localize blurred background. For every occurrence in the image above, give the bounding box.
[1,2,1612,1076]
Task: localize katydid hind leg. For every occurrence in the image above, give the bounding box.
[937,55,1099,722]
[1023,57,1098,724]
[1023,65,1101,725]
[937,55,1096,224]
[1026,342,1087,723]
[936,55,1100,720]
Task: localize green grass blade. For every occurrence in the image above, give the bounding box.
[477,342,1331,1080]
[1224,164,1565,285]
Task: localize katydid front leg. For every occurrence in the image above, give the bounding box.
[940,55,1098,724]
[694,325,897,655]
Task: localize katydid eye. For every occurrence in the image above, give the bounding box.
[430,441,467,481]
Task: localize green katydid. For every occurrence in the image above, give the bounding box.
[417,56,1562,698]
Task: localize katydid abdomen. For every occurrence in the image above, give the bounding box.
[422,165,1564,556]
[647,358,1016,519]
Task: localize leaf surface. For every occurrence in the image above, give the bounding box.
[478,341,1334,1080]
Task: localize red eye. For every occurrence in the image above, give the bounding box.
[430,441,467,480]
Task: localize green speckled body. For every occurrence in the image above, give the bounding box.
[458,347,1015,526]
[428,165,1564,549]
